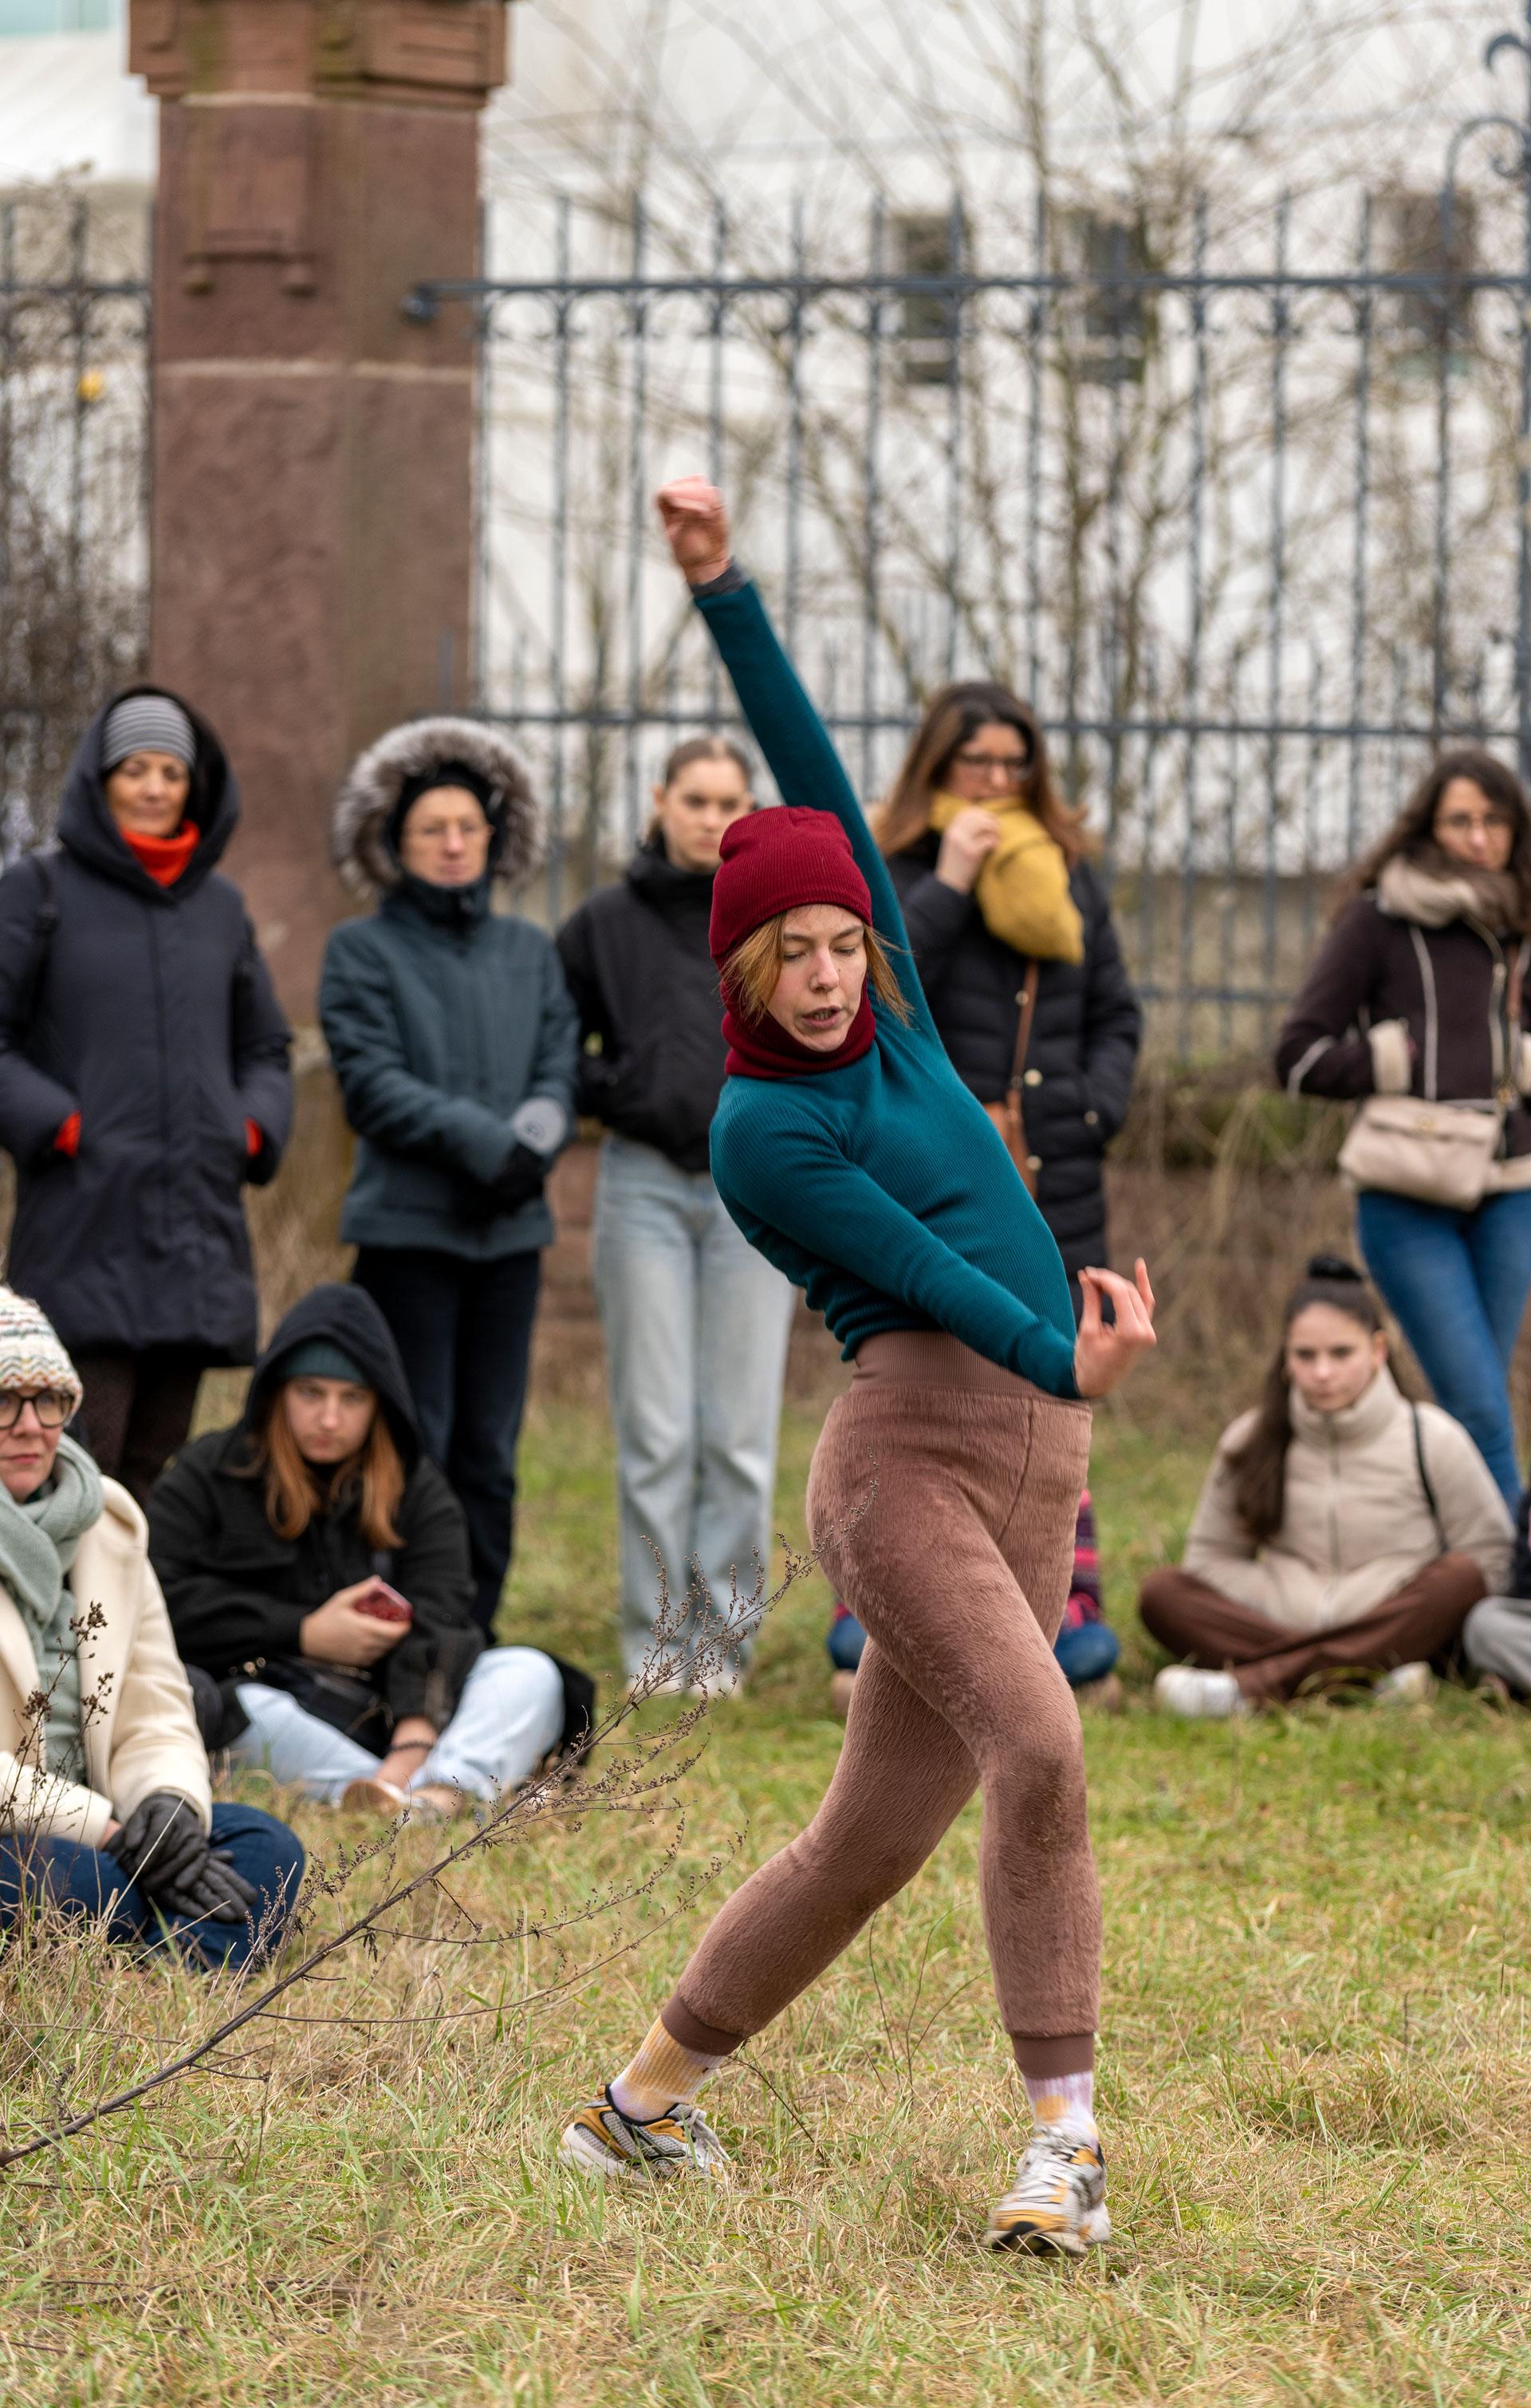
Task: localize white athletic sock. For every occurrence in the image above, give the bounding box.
[608,2016,726,2123]
[1024,2069,1096,2126]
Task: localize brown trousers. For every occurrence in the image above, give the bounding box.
[663,1331,1099,2067]
[1139,1553,1487,1705]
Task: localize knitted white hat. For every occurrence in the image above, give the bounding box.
[0,1287,83,1413]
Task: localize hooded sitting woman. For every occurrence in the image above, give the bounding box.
[0,1287,303,1969]
[148,1284,591,1816]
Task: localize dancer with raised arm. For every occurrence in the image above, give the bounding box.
[557,480,1157,2259]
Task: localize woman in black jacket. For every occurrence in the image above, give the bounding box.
[874,684,1142,1292]
[0,689,293,1503]
[1275,748,1531,1508]
[148,1285,591,1815]
[556,739,794,1693]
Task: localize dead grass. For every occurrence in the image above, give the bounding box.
[2,1385,1530,2406]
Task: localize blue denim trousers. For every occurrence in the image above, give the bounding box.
[1356,1186,1531,1509]
[828,1608,1120,1689]
[0,1803,305,1972]
[230,1646,566,1803]
[592,1136,795,1682]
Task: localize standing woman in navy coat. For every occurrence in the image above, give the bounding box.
[0,690,293,1502]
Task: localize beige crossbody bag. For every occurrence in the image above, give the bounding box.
[1337,935,1525,1210]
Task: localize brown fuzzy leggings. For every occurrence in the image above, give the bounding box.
[660,1331,1100,2071]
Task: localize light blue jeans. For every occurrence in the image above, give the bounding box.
[229,1647,566,1803]
[592,1134,795,1683]
[1356,1186,1531,1509]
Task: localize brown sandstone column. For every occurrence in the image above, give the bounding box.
[128,0,514,1016]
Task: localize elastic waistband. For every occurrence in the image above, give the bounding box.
[850,1328,1075,1402]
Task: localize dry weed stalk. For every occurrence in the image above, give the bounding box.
[0,1521,836,2175]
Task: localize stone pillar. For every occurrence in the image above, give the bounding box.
[128,0,514,1017]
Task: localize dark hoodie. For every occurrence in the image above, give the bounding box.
[555,837,726,1174]
[0,686,293,1357]
[147,1284,483,1736]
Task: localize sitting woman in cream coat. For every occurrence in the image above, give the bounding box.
[1140,1255,1512,1715]
[0,1287,302,1968]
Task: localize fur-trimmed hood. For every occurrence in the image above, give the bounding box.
[332,718,543,901]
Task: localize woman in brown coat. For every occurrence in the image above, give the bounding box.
[1276,750,1531,1507]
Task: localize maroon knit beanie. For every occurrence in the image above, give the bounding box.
[708,806,873,966]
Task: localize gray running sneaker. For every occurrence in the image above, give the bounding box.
[982,2114,1110,2256]
[558,2088,730,2185]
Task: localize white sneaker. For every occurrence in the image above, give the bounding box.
[983,2113,1110,2256]
[1153,1665,1248,1720]
[558,2091,730,2185]
[1374,1661,1436,1707]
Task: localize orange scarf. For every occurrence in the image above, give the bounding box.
[124,824,199,887]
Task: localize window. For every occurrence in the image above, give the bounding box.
[1054,207,1151,385]
[892,210,965,388]
[1379,189,1478,365]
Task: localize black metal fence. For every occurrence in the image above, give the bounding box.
[0,187,152,859]
[411,16,1531,1056]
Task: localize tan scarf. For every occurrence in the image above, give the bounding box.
[927,792,1084,962]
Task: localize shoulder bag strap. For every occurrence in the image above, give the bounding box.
[1008,959,1041,1106]
[15,849,59,1035]
[1411,1404,1448,1553]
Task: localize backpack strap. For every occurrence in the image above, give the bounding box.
[1411,1404,1448,1553]
[10,848,60,1036]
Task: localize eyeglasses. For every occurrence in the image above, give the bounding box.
[1437,810,1513,837]
[952,748,1031,782]
[0,1390,72,1432]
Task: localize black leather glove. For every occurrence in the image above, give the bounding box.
[159,1849,258,1927]
[104,1791,209,1905]
[486,1141,549,1213]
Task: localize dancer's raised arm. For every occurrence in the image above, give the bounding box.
[655,478,928,1033]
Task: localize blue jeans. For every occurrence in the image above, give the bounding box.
[229,1647,566,1803]
[828,1610,1120,1689]
[593,1137,795,1682]
[0,1803,304,1972]
[1356,1187,1531,1508]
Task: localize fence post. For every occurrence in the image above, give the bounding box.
[127,0,515,1019]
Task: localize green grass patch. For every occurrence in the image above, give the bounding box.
[2,1389,1529,2405]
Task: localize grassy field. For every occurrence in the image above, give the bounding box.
[2,1379,1531,2406]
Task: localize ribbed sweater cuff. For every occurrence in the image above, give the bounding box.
[691,561,749,598]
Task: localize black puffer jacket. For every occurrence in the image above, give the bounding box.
[555,838,724,1174]
[0,687,292,1358]
[889,837,1142,1281]
[148,1285,483,1737]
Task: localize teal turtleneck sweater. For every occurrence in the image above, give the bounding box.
[701,576,1080,1399]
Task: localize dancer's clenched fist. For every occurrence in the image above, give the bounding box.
[1072,1258,1157,1397]
[656,476,732,586]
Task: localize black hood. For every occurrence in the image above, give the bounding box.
[241,1284,421,1466]
[55,683,238,904]
[626,834,717,921]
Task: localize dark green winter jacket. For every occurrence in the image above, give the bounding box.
[318,720,579,1260]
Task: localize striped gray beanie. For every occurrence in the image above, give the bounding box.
[0,1287,83,1413]
[101,695,195,774]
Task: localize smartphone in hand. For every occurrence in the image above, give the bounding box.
[355,1579,413,1627]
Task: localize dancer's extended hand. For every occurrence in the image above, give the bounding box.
[1072,1259,1157,1397]
[655,476,732,585]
